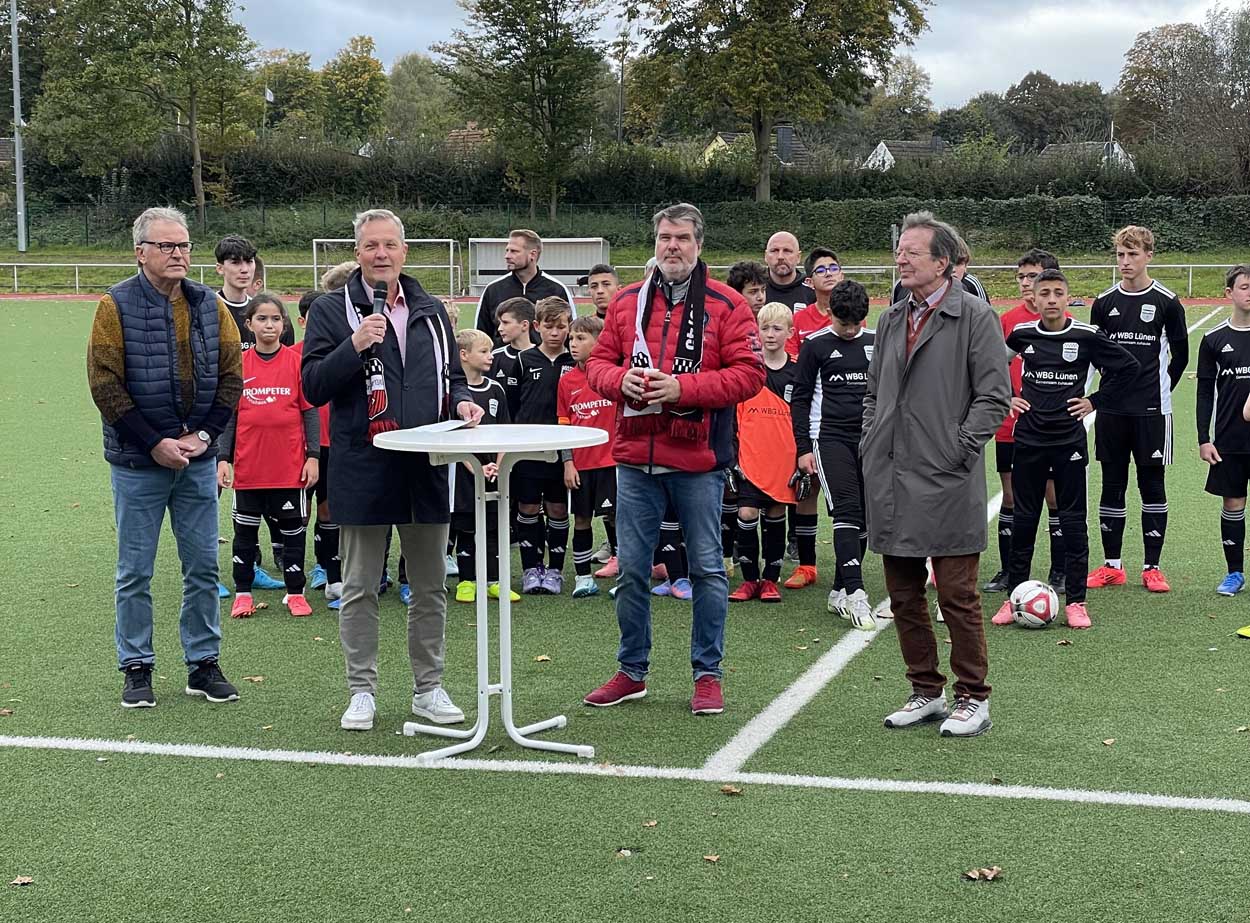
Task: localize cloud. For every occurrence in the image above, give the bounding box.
[910,0,1215,108]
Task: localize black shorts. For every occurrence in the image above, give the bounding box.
[513,460,567,505]
[736,474,787,510]
[233,487,307,523]
[812,438,865,525]
[1095,413,1173,467]
[571,466,616,519]
[1205,454,1250,498]
[995,440,1014,473]
[305,445,330,506]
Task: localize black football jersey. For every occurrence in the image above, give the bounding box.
[490,344,525,392]
[790,326,874,452]
[1089,280,1188,415]
[766,276,817,312]
[511,347,574,425]
[1005,319,1138,447]
[764,355,798,403]
[452,378,511,514]
[1196,320,1250,454]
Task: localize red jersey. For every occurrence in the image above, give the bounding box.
[996,302,1070,442]
[786,303,834,358]
[557,364,617,471]
[293,341,330,447]
[233,345,312,489]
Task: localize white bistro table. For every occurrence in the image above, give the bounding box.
[373,421,608,763]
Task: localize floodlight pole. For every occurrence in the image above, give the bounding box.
[9,0,27,252]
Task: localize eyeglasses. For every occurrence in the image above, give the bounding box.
[811,264,841,275]
[141,240,194,254]
[1016,271,1040,281]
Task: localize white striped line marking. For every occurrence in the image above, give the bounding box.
[702,304,1224,775]
[1,733,1247,816]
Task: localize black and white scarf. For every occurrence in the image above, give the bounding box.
[620,260,708,442]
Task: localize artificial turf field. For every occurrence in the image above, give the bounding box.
[2,298,1249,923]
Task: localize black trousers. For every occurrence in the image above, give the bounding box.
[1008,441,1089,603]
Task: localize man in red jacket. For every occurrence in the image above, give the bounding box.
[583,203,765,716]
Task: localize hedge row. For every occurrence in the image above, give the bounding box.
[5,195,1250,253]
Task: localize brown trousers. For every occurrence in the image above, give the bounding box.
[882,554,990,700]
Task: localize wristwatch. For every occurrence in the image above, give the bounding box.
[195,430,211,444]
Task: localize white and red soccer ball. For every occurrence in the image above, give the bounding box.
[1009,580,1060,628]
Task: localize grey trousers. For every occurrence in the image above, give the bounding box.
[339,523,449,695]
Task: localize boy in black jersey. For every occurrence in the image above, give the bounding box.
[1197,264,1250,599]
[491,297,535,400]
[995,270,1137,629]
[1088,225,1189,593]
[511,296,575,595]
[728,302,799,604]
[791,280,876,629]
[450,329,516,605]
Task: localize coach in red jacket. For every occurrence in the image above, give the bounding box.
[583,203,765,716]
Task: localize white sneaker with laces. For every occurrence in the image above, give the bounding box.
[412,686,465,725]
[872,598,894,621]
[883,691,949,729]
[939,696,992,737]
[591,540,613,564]
[340,691,376,731]
[846,589,876,631]
[827,587,848,617]
[325,581,343,601]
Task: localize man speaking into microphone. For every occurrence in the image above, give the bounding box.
[303,208,483,733]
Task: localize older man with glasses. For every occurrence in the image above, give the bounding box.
[87,206,245,709]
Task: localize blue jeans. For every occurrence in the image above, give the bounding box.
[615,465,728,681]
[110,457,222,669]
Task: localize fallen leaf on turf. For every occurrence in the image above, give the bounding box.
[962,866,1003,881]
[873,675,883,681]
[990,776,1004,785]
[64,583,80,588]
[261,725,274,731]
[533,655,551,663]
[96,757,108,762]
[242,675,264,683]
[1208,647,1219,652]
[215,772,224,780]
[645,875,655,881]
[487,745,502,754]
[313,636,324,642]
[812,638,821,643]
[125,735,136,741]
[70,503,80,509]
[796,628,807,634]
[642,820,658,828]
[793,645,809,651]
[720,785,743,796]
[10,877,33,886]
[943,638,952,645]
[0,708,12,717]
[703,855,720,863]
[1056,639,1072,646]
[616,848,632,858]
[1216,688,1228,693]
[1236,726,1248,733]
[255,602,269,610]
[1102,738,1116,746]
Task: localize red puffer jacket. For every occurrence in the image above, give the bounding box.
[587,268,764,472]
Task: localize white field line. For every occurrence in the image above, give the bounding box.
[2,733,1247,816]
[701,305,1223,775]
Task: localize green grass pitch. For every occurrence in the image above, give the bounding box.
[1,299,1248,923]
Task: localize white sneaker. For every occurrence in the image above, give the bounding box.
[340,691,376,731]
[325,581,343,601]
[932,600,945,623]
[444,555,458,577]
[872,598,894,621]
[591,540,613,564]
[412,687,465,725]
[940,696,992,737]
[827,587,848,617]
[572,575,599,598]
[846,589,876,631]
[883,691,949,729]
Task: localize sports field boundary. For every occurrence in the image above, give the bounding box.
[3,733,1247,817]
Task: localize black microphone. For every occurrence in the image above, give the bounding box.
[372,279,388,316]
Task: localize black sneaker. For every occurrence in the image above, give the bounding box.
[1048,571,1067,596]
[185,660,239,703]
[121,664,156,709]
[981,570,1010,592]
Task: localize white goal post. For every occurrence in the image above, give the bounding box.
[311,238,461,297]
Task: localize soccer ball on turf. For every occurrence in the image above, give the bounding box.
[1010,580,1059,628]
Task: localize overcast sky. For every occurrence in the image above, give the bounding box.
[237,0,1215,109]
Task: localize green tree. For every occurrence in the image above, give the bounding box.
[30,0,254,226]
[1003,71,1109,150]
[861,54,935,141]
[256,48,324,140]
[435,0,604,219]
[321,35,388,144]
[383,52,462,142]
[630,0,926,201]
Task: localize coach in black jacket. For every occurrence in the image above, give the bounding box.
[302,208,481,733]
[473,228,576,344]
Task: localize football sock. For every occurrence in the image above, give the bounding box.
[317,521,341,584]
[397,554,408,585]
[762,513,787,582]
[231,513,261,593]
[721,500,738,559]
[833,522,864,593]
[605,519,618,556]
[1222,507,1245,573]
[997,506,1013,572]
[517,511,543,571]
[1098,481,1128,562]
[1047,509,1066,577]
[794,512,818,567]
[1106,559,1123,569]
[456,529,476,583]
[1139,468,1168,568]
[546,515,569,572]
[657,520,685,580]
[280,524,306,594]
[573,526,595,577]
[736,516,761,582]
